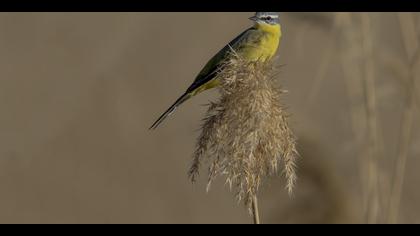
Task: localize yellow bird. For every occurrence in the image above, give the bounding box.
[150,12,282,129]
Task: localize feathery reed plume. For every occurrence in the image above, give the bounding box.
[188,53,298,220]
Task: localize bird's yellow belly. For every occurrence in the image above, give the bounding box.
[240,35,279,62]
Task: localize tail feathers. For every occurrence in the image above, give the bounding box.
[149,93,191,130]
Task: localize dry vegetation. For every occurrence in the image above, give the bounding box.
[188,55,298,222]
[290,12,420,224]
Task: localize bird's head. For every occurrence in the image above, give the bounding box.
[249,12,280,25]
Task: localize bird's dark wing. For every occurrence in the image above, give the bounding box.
[186,27,254,93]
[149,27,255,130]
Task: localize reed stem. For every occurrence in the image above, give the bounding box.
[252,195,260,224]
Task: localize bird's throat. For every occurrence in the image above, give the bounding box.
[254,22,281,37]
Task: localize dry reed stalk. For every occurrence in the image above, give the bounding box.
[360,13,382,224]
[252,195,260,224]
[335,13,369,189]
[335,13,370,222]
[338,12,384,223]
[388,12,419,224]
[188,54,298,222]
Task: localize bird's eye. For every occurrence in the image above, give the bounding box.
[266,16,272,21]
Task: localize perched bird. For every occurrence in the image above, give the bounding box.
[150,12,282,129]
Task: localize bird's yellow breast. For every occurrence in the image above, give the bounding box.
[240,23,281,61]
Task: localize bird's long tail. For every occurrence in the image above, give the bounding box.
[149,92,192,130]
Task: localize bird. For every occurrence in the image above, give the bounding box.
[150,12,281,130]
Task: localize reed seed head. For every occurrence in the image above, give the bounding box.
[188,54,298,212]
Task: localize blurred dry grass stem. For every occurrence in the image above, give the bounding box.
[188,54,298,216]
[333,12,420,223]
[388,13,419,224]
[360,13,383,224]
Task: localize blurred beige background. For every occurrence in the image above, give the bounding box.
[0,12,419,224]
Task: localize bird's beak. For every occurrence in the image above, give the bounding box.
[249,16,258,21]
